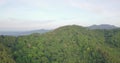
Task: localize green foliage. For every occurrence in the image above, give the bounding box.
[0,25,120,63]
[0,43,16,63]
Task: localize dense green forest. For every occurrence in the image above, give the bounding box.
[0,25,120,63]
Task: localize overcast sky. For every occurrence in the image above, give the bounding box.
[0,0,120,31]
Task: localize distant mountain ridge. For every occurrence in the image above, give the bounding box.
[0,24,119,36]
[88,24,118,29]
[0,29,49,36]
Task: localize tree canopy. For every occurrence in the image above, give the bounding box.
[0,25,120,63]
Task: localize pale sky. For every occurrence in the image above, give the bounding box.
[0,0,120,31]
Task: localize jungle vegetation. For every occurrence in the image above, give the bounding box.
[0,25,120,63]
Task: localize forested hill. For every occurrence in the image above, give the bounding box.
[0,25,120,63]
[0,24,118,36]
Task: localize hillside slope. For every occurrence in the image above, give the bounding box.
[0,25,120,63]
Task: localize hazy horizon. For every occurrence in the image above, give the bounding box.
[0,24,119,32]
[0,0,120,31]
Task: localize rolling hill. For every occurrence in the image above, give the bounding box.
[0,25,120,63]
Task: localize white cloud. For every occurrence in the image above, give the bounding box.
[0,0,8,6]
[66,0,120,17]
[1,0,120,17]
[0,0,120,30]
